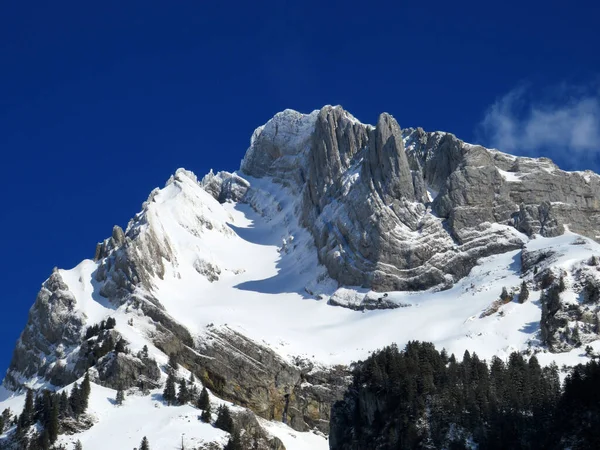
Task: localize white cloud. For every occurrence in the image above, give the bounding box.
[477,83,600,162]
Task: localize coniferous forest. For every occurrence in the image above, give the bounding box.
[330,342,600,450]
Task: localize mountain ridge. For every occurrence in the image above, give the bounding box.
[2,105,600,449]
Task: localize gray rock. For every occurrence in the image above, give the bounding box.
[4,270,85,389]
[95,352,161,390]
[240,106,600,294]
[201,170,250,203]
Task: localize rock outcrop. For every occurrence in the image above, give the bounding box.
[153,325,350,434]
[240,106,600,292]
[5,269,85,389]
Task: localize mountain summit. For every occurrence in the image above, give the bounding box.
[2,106,600,449]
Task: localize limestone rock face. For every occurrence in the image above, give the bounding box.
[201,170,250,203]
[5,269,85,389]
[241,106,600,292]
[95,352,161,390]
[153,325,350,434]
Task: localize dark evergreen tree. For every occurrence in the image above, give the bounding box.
[116,389,125,406]
[59,391,70,417]
[500,286,511,302]
[81,371,91,412]
[105,317,116,329]
[40,428,50,450]
[520,281,529,303]
[223,430,242,450]
[197,387,210,410]
[48,398,59,443]
[177,379,190,405]
[163,373,177,405]
[114,338,127,354]
[142,345,149,358]
[215,405,234,433]
[139,436,150,450]
[584,279,600,304]
[200,403,212,423]
[69,383,83,417]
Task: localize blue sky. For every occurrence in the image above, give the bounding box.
[0,1,599,376]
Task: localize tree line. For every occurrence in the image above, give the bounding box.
[331,341,600,449]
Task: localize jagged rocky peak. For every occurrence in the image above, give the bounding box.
[4,268,86,389]
[240,105,600,292]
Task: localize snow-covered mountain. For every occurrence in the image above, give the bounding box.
[2,105,600,449]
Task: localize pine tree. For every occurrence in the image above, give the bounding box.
[105,317,116,329]
[59,391,70,417]
[200,403,212,423]
[69,383,83,417]
[223,430,242,450]
[48,398,60,443]
[139,436,150,450]
[163,373,177,406]
[177,379,190,405]
[81,371,91,412]
[520,281,529,303]
[74,440,83,450]
[142,345,149,358]
[215,405,234,433]
[114,339,127,354]
[116,389,125,406]
[198,387,210,410]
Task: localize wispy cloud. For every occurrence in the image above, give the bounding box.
[476,83,600,165]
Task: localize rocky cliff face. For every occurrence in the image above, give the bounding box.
[241,106,600,292]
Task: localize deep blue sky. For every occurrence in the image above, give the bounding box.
[1,1,599,377]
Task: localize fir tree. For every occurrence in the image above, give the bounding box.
[40,428,51,450]
[223,430,242,450]
[584,279,600,304]
[81,371,91,412]
[74,440,83,450]
[48,398,60,443]
[200,403,212,423]
[116,389,125,406]
[69,383,83,417]
[177,379,190,405]
[23,389,34,426]
[142,345,149,358]
[139,436,150,450]
[520,281,530,303]
[59,391,70,417]
[114,339,127,354]
[163,373,177,406]
[215,405,234,433]
[197,387,210,410]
